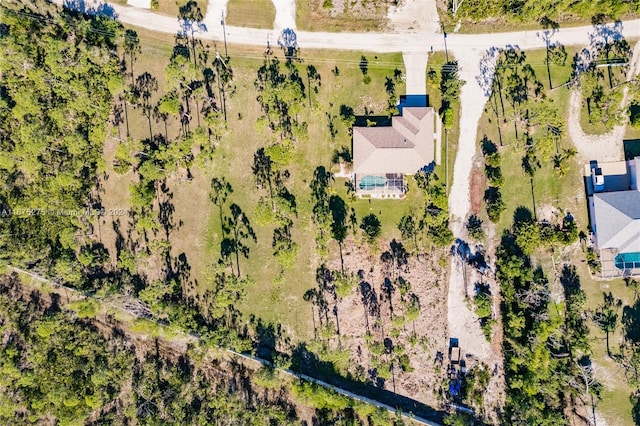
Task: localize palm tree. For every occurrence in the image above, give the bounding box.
[593,292,621,357]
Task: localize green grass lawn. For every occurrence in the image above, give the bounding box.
[295,0,387,32]
[226,0,275,29]
[112,28,408,339]
[155,0,208,18]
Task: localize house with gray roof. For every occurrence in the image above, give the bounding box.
[587,157,640,277]
[352,106,438,198]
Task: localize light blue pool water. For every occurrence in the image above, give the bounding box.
[615,252,640,269]
[359,175,387,190]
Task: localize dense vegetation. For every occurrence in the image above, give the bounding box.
[449,1,639,26]
[0,2,122,275]
[496,210,595,424]
[0,275,309,424]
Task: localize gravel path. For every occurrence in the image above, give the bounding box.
[568,40,640,163]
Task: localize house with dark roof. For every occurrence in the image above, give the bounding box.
[586,157,640,277]
[352,106,438,198]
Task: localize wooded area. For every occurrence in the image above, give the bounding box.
[450,0,639,26]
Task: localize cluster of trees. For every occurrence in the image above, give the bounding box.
[251,149,298,272]
[473,283,494,340]
[0,275,305,424]
[255,51,308,165]
[489,46,564,152]
[0,2,124,282]
[309,166,359,263]
[481,137,506,223]
[291,380,403,425]
[574,18,632,131]
[427,59,465,129]
[0,285,132,423]
[397,171,453,249]
[496,212,596,423]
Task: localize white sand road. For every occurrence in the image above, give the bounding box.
[46,0,640,53]
[446,46,495,365]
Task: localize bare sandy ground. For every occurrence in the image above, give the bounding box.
[271,0,296,30]
[387,0,440,34]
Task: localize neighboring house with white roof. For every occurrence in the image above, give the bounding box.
[586,157,640,277]
[352,105,438,198]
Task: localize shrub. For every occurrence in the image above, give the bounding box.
[398,354,413,372]
[360,213,381,244]
[363,75,372,85]
[586,247,601,274]
[466,215,485,241]
[485,165,504,186]
[485,187,505,223]
[442,107,454,129]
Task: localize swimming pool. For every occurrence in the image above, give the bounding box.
[615,252,640,269]
[359,175,387,190]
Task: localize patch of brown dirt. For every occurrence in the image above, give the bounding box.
[469,164,485,215]
[317,237,449,409]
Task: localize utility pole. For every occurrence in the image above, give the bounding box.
[220,10,228,58]
[441,22,449,62]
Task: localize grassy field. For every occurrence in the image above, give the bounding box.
[226,0,275,29]
[113,24,410,340]
[155,0,208,18]
[295,0,387,32]
[205,48,407,338]
[474,46,587,231]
